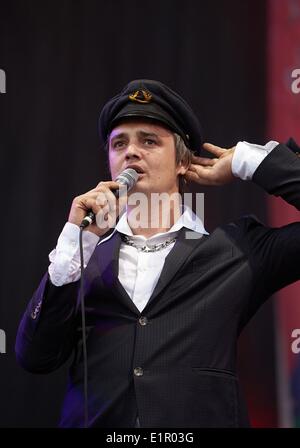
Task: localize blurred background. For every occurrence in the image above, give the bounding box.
[0,0,299,427]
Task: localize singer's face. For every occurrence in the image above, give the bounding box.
[108,120,187,195]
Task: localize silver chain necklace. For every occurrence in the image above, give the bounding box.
[121,234,177,252]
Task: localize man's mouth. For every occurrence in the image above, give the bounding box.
[125,166,145,175]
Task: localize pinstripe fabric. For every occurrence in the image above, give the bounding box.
[16,144,300,427]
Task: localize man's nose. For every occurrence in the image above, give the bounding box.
[125,143,141,160]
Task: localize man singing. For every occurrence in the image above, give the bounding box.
[16,79,300,427]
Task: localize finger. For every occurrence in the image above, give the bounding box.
[190,156,217,167]
[95,188,128,223]
[94,191,110,213]
[77,189,117,213]
[82,181,119,195]
[96,180,120,189]
[95,188,117,213]
[188,163,214,174]
[184,170,212,186]
[184,171,199,182]
[203,142,226,156]
[77,195,106,215]
[95,207,111,229]
[188,163,215,175]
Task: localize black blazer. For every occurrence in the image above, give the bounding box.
[16,144,300,427]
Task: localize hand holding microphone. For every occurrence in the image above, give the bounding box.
[68,168,139,237]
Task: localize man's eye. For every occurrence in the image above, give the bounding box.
[144,139,156,146]
[113,141,125,149]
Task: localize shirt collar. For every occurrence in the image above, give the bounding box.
[97,205,208,245]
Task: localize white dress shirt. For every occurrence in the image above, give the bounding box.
[48,140,279,312]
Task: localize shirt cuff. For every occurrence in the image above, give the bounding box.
[48,222,99,286]
[231,140,279,180]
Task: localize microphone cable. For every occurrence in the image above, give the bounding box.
[77,168,139,428]
[79,225,89,428]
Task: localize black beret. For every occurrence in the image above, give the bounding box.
[99,79,203,153]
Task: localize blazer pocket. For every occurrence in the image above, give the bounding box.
[191,367,238,380]
[191,250,234,274]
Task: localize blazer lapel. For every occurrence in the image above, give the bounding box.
[96,232,140,315]
[145,228,208,310]
[96,228,209,315]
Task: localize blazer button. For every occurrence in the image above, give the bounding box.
[139,316,148,326]
[134,367,144,377]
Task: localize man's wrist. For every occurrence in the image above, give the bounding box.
[231,140,279,181]
[48,222,99,286]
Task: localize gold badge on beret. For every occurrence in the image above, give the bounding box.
[129,90,152,104]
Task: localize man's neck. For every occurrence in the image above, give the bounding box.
[126,193,182,238]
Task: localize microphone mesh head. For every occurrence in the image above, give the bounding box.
[117,168,139,190]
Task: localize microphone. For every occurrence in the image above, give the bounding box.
[80,168,139,228]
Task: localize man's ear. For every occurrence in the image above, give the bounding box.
[177,160,189,176]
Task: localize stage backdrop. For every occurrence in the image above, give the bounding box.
[267,0,300,428]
